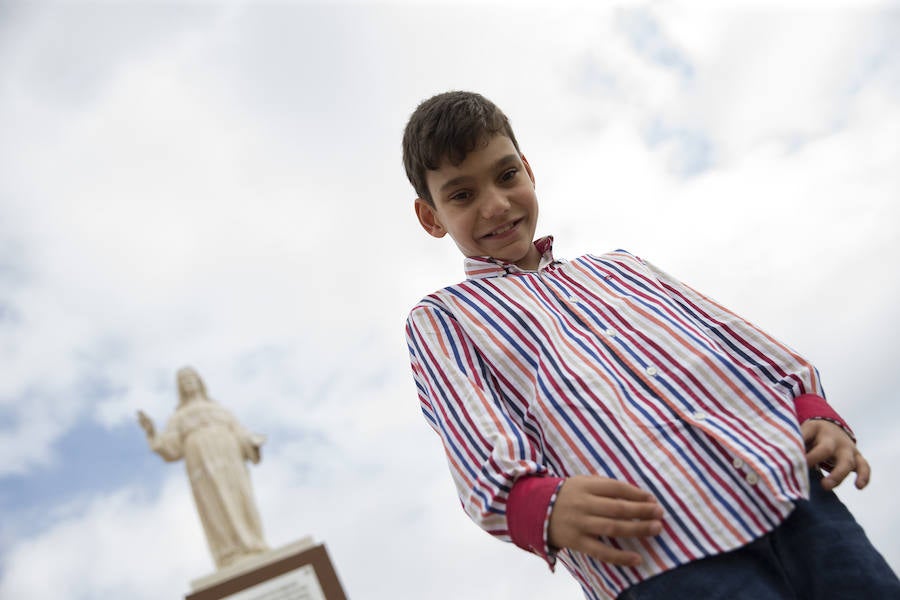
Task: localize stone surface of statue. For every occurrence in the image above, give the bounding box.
[138,367,269,569]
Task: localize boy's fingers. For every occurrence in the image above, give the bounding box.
[583,477,658,503]
[577,537,644,567]
[580,515,663,539]
[821,446,856,490]
[854,451,871,489]
[805,446,829,468]
[804,437,835,468]
[587,498,663,521]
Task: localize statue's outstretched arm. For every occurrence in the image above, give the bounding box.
[137,410,155,437]
[137,410,184,462]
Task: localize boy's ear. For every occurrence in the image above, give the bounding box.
[414,198,447,238]
[521,154,536,185]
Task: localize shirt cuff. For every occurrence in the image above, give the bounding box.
[506,475,565,567]
[794,393,855,441]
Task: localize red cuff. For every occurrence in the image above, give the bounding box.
[506,475,565,563]
[794,393,854,440]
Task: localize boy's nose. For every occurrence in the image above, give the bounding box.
[479,189,511,219]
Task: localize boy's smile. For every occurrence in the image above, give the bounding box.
[415,135,541,271]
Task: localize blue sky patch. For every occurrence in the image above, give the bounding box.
[617,9,694,81]
[644,119,714,176]
[0,419,166,539]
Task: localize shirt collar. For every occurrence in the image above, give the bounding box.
[463,235,560,280]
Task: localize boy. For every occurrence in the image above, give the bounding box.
[403,91,899,599]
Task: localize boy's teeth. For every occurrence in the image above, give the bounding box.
[491,222,514,236]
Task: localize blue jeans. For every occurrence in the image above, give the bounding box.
[618,471,900,600]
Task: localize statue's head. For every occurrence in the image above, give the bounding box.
[176,367,209,406]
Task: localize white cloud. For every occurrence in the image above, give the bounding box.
[0,477,208,599]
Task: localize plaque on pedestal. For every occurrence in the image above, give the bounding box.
[186,538,348,600]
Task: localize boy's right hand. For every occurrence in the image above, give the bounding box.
[548,475,664,567]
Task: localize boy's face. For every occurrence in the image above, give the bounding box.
[415,135,541,271]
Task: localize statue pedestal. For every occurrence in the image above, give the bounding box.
[185,538,348,600]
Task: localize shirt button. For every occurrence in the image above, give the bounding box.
[646,366,658,376]
[746,472,759,486]
[732,458,744,469]
[605,328,616,337]
[693,411,708,421]
[568,295,579,303]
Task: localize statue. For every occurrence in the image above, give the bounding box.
[137,367,269,569]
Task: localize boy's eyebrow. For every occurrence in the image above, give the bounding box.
[439,154,521,192]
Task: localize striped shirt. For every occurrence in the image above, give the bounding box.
[406,237,845,599]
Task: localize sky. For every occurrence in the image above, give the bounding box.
[1,1,898,598]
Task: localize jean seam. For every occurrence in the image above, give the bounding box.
[766,529,799,600]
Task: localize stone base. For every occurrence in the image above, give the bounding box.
[185,538,347,600]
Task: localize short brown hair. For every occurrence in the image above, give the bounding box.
[402,91,520,205]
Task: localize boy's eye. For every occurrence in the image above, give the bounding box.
[500,168,519,183]
[449,191,471,202]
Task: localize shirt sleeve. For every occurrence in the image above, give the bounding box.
[793,393,855,441]
[506,475,565,560]
[406,299,561,564]
[638,256,854,436]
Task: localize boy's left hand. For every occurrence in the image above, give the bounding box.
[801,419,870,491]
